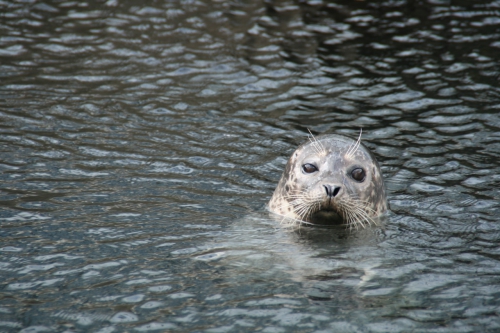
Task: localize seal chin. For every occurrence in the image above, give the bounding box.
[309,209,344,226]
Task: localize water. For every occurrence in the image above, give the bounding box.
[1,0,500,332]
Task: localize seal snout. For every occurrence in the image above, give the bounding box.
[323,184,341,198]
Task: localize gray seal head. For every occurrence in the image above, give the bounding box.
[268,133,387,228]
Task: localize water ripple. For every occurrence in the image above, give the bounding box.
[1,0,500,332]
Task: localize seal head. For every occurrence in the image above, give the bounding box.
[269,133,387,228]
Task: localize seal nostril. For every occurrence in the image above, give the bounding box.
[323,185,341,198]
[323,185,332,197]
[332,186,341,197]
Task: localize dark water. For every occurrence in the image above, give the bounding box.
[1,0,500,332]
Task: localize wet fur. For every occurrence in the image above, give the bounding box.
[269,133,387,229]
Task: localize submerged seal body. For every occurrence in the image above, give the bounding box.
[269,133,387,228]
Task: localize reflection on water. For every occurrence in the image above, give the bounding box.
[1,0,500,332]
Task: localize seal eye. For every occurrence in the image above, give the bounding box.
[302,163,318,174]
[351,168,366,182]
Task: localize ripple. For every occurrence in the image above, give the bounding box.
[148,285,173,293]
[1,0,500,332]
[110,312,138,323]
[392,98,461,111]
[122,294,145,303]
[0,45,26,56]
[135,322,177,331]
[140,301,165,309]
[404,274,461,293]
[7,278,63,290]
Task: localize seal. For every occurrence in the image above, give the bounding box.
[268,132,387,228]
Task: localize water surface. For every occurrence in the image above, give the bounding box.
[1,0,500,332]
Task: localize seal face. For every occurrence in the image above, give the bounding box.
[268,133,387,228]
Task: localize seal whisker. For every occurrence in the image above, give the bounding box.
[294,201,317,220]
[286,194,313,199]
[307,128,326,156]
[346,128,362,159]
[290,193,323,221]
[338,197,376,229]
[342,205,362,231]
[351,206,376,229]
[286,188,314,197]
